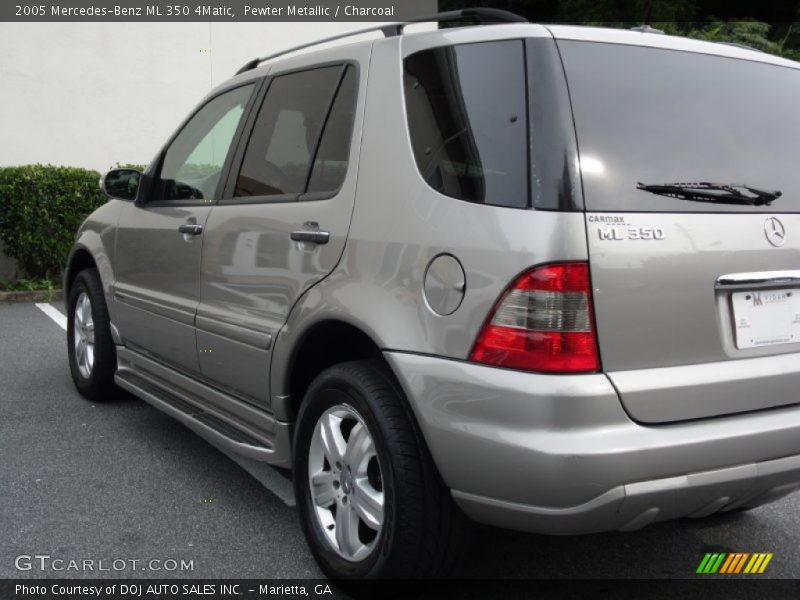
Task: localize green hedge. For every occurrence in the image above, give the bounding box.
[0,165,107,281]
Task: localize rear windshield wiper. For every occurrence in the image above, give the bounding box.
[636,181,782,206]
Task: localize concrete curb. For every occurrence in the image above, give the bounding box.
[0,289,63,303]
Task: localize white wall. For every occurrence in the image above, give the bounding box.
[0,22,386,173]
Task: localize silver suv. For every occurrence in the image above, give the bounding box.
[65,9,800,579]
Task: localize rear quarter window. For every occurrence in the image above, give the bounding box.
[403,40,529,209]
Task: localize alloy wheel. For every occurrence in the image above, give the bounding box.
[307,404,384,561]
[73,292,95,379]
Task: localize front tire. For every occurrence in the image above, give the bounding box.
[293,360,467,579]
[67,268,117,401]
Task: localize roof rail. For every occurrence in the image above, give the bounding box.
[235,8,528,75]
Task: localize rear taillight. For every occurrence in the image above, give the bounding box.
[469,262,600,373]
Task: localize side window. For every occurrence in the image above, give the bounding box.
[403,41,528,208]
[157,84,254,202]
[235,65,357,199]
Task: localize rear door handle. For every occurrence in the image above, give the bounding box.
[178,224,203,236]
[290,230,330,244]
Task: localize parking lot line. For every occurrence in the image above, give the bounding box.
[221,449,296,506]
[35,302,67,330]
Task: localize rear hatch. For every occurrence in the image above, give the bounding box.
[557,37,800,423]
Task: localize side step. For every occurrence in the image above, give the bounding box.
[115,369,282,463]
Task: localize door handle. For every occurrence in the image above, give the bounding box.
[290,230,330,244]
[178,223,203,236]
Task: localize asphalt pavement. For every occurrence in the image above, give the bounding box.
[2,301,799,580]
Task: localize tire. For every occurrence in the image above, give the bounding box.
[67,268,117,401]
[293,360,469,579]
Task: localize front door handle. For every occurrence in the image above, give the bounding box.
[178,224,203,236]
[290,230,330,244]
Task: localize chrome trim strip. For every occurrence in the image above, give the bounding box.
[715,270,800,291]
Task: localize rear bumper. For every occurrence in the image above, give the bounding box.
[452,454,800,534]
[384,351,800,534]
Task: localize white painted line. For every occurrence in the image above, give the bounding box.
[221,448,296,506]
[35,302,67,331]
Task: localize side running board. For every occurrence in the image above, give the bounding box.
[115,369,280,462]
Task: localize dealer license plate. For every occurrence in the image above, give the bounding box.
[731,288,800,349]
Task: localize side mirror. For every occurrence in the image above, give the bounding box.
[100,168,141,201]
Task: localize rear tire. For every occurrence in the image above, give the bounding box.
[67,268,117,401]
[293,360,469,579]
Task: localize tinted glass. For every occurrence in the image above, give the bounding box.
[404,41,528,208]
[235,66,343,198]
[307,66,357,194]
[159,84,253,201]
[560,41,800,212]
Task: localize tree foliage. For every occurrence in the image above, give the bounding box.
[0,165,106,280]
[439,0,800,60]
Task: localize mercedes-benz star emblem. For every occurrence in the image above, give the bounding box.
[765,217,787,247]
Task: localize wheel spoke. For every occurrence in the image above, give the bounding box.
[335,501,360,557]
[344,422,374,474]
[353,479,383,530]
[320,413,345,464]
[311,470,336,508]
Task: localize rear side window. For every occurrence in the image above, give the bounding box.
[560,41,800,213]
[404,41,529,208]
[235,65,356,199]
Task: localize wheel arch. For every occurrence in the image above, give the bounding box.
[64,245,98,297]
[64,237,118,346]
[278,318,387,423]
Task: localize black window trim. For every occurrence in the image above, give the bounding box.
[142,79,263,208]
[218,59,360,207]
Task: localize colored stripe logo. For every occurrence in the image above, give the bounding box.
[696,552,773,574]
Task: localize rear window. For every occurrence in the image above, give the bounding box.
[560,41,800,212]
[404,41,529,208]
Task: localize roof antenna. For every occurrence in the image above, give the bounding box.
[630,1,664,34]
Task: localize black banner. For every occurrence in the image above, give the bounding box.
[3,0,435,22]
[4,579,800,600]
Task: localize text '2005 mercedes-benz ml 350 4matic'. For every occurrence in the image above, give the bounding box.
[64,8,800,579]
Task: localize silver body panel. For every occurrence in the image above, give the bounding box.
[66,23,800,535]
[113,203,213,373]
[197,43,371,406]
[387,352,800,533]
[587,213,800,422]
